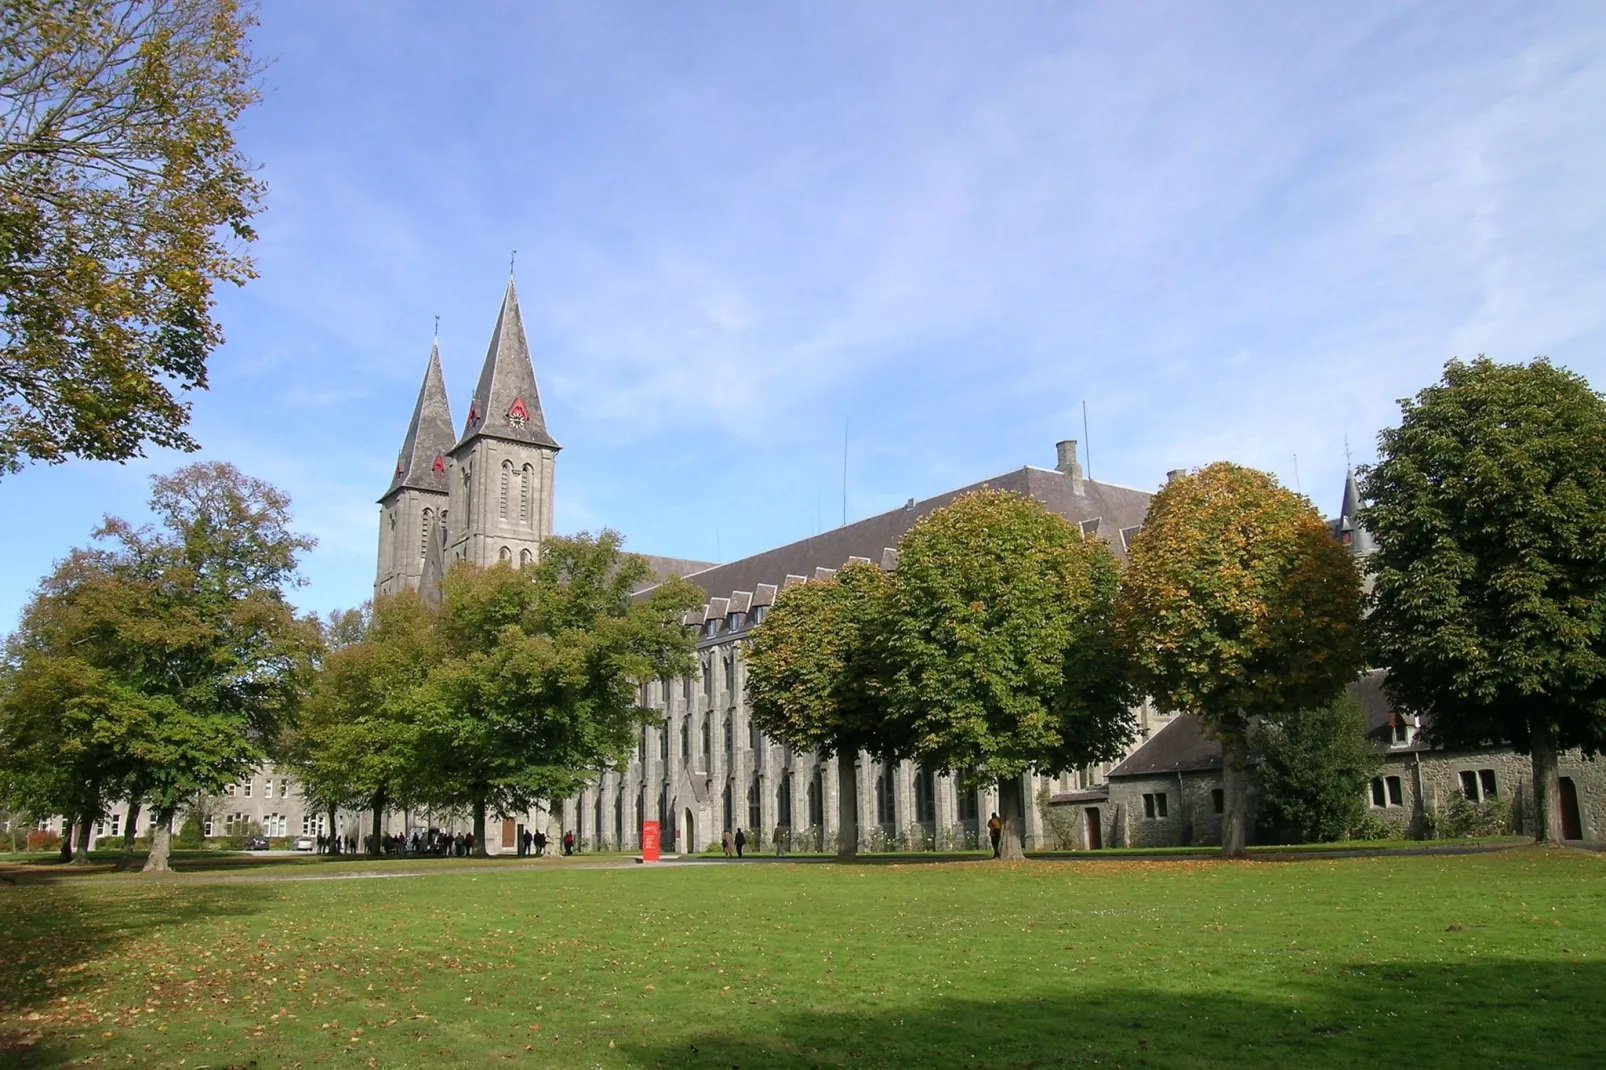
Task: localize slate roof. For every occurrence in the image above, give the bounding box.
[383,342,456,500]
[639,464,1153,605]
[1108,670,1428,777]
[634,554,719,590]
[454,278,560,453]
[1048,787,1110,805]
[1108,713,1224,777]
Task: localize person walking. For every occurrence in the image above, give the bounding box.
[534,830,547,857]
[987,813,1003,858]
[721,830,734,858]
[772,825,785,857]
[734,828,746,858]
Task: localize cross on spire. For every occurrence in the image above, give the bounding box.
[509,248,516,276]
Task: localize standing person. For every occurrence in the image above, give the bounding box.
[773,825,785,857]
[987,813,1003,858]
[534,830,547,857]
[734,828,746,858]
[721,830,733,857]
[520,829,532,857]
[563,830,575,856]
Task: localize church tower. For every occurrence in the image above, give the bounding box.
[376,341,456,597]
[444,277,560,568]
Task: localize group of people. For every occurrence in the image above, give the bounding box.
[515,828,553,856]
[719,825,789,858]
[313,833,355,855]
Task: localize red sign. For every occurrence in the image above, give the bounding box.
[640,820,661,862]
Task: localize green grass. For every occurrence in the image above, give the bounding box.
[2,847,1602,1068]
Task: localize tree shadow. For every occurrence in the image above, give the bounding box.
[0,880,273,1063]
[625,959,1604,1068]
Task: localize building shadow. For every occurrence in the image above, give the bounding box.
[0,881,272,1064]
[624,959,1603,1068]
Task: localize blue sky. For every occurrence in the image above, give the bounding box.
[3,1,1605,627]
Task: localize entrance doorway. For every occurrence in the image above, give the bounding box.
[1560,777,1583,840]
[1085,808,1103,851]
[501,818,515,849]
[683,808,696,853]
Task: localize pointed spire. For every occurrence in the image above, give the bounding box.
[454,277,560,452]
[383,341,456,500]
[1339,469,1377,556]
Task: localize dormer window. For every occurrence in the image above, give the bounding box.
[727,611,743,631]
[752,605,768,624]
[703,619,719,638]
[1389,716,1414,746]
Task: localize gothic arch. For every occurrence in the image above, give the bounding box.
[519,547,533,567]
[520,463,534,525]
[420,507,434,559]
[499,460,512,520]
[499,545,512,562]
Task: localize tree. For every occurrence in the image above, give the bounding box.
[0,462,317,871]
[1118,463,1364,857]
[410,533,701,856]
[1362,358,1606,844]
[0,0,265,474]
[745,560,896,861]
[1251,689,1380,844]
[884,489,1135,861]
[286,596,432,854]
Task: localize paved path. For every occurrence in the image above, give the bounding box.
[2,838,1575,888]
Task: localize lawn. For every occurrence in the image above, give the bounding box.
[2,847,1602,1068]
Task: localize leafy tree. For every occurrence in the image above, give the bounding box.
[411,532,702,856]
[745,560,896,861]
[1362,358,1606,843]
[286,596,433,854]
[1118,463,1364,857]
[1251,690,1380,844]
[0,462,317,871]
[0,0,265,474]
[884,489,1135,861]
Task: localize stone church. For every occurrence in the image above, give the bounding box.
[374,277,1170,854]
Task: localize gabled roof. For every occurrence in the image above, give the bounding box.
[454,278,560,453]
[1108,713,1223,778]
[382,342,455,500]
[638,464,1152,604]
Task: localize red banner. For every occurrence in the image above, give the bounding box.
[640,820,661,862]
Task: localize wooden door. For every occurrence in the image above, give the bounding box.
[1085,808,1103,851]
[1559,777,1583,840]
[501,818,515,849]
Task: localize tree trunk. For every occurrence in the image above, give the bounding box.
[472,796,488,858]
[369,790,386,855]
[142,809,176,873]
[59,815,75,862]
[1221,731,1248,858]
[836,751,859,862]
[996,775,1027,861]
[115,801,142,871]
[328,808,339,853]
[1531,723,1563,845]
[72,814,93,865]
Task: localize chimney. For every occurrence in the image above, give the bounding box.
[1166,468,1186,484]
[1056,440,1085,495]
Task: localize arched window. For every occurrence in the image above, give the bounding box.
[520,464,534,525]
[681,716,691,761]
[499,546,512,562]
[701,718,711,763]
[778,771,792,827]
[519,548,533,567]
[420,507,433,558]
[747,778,761,828]
[915,766,936,823]
[723,715,733,759]
[499,461,512,519]
[875,774,891,825]
[809,768,824,826]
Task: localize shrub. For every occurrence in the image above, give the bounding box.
[1347,814,1395,841]
[1428,793,1513,838]
[1252,692,1381,844]
[25,830,61,852]
[175,814,204,849]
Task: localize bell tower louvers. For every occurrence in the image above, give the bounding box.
[445,277,560,569]
[376,341,457,597]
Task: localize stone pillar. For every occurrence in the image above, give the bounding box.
[934,773,955,850]
[823,754,840,850]
[1023,773,1044,849]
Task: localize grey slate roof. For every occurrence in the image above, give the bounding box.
[633,554,719,590]
[454,278,561,453]
[1109,670,1425,777]
[1048,787,1111,805]
[640,464,1153,605]
[383,342,456,500]
[1108,713,1224,777]
[1333,469,1377,555]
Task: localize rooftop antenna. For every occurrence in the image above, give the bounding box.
[1293,453,1302,494]
[1082,400,1093,481]
[842,415,849,528]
